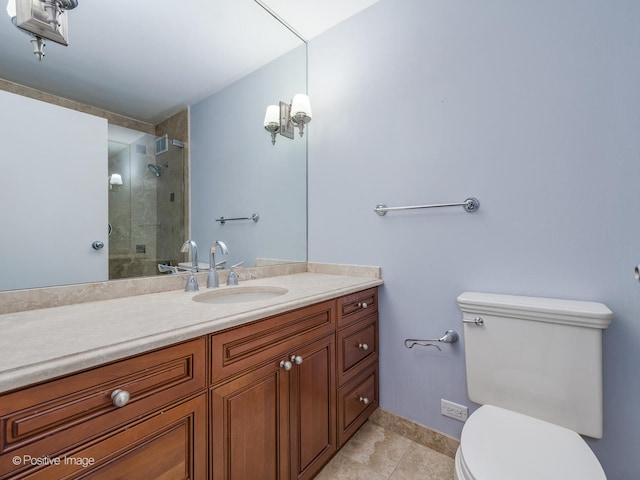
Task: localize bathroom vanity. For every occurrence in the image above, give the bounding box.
[0,268,381,479]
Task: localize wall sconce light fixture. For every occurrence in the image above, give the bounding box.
[290,94,312,137]
[6,0,79,61]
[263,94,312,145]
[109,173,123,190]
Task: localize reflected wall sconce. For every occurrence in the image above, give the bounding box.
[6,0,79,61]
[263,94,312,145]
[109,173,123,190]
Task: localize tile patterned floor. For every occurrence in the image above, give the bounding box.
[316,421,455,480]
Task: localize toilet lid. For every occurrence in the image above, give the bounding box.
[458,405,606,480]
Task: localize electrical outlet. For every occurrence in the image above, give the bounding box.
[441,399,468,422]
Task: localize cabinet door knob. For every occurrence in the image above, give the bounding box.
[111,389,130,408]
[280,360,293,371]
[357,302,368,309]
[359,396,370,405]
[358,343,369,351]
[291,355,303,365]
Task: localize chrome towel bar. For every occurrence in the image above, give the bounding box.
[215,213,260,225]
[375,197,479,216]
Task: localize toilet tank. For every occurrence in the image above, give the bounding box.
[457,292,613,438]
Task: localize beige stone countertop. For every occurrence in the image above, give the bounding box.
[0,272,382,393]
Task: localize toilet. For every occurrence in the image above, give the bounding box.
[455,292,613,480]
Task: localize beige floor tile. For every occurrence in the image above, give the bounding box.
[389,442,455,480]
[316,451,388,480]
[318,421,455,480]
[338,422,414,477]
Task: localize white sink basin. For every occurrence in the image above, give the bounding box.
[192,286,288,304]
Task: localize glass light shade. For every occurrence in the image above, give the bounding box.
[263,105,280,127]
[6,0,16,18]
[109,173,123,185]
[291,94,312,119]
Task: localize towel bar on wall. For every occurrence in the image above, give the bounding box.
[215,213,260,225]
[374,198,479,216]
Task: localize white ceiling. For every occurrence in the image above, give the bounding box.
[259,0,381,40]
[0,0,381,124]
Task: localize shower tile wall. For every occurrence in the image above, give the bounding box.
[109,134,160,279]
[155,109,188,268]
[109,108,188,281]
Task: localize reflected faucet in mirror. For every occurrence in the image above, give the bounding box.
[180,240,198,272]
[208,241,229,289]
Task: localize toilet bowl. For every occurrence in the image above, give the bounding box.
[456,292,613,480]
[454,405,606,480]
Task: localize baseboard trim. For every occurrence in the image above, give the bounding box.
[369,408,460,459]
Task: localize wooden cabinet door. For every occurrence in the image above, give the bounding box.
[211,360,290,480]
[289,335,336,480]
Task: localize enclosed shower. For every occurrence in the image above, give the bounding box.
[107,128,186,280]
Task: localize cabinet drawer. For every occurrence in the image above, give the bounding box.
[337,363,379,448]
[0,337,206,475]
[337,314,378,386]
[337,288,378,328]
[4,394,208,480]
[210,300,335,384]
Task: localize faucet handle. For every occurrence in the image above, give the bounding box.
[184,272,199,292]
[227,262,243,286]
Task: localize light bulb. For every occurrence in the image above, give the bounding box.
[263,105,280,127]
[290,94,312,119]
[109,174,123,185]
[6,0,16,18]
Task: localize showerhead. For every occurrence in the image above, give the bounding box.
[147,164,161,176]
[147,163,167,177]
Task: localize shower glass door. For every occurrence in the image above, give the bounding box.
[108,130,185,280]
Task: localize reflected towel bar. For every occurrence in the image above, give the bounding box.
[215,213,260,225]
[375,198,479,216]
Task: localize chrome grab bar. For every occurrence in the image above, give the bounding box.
[404,330,459,351]
[216,213,260,225]
[375,198,479,216]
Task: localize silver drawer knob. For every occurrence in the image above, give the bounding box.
[291,355,303,365]
[358,343,369,351]
[357,302,368,309]
[359,396,370,405]
[280,360,293,371]
[111,389,130,408]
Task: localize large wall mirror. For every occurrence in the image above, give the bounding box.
[0,0,307,291]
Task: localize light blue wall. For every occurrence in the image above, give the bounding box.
[191,45,307,268]
[307,1,640,478]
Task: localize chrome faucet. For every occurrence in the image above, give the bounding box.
[207,240,229,288]
[180,240,199,292]
[227,261,244,286]
[180,240,199,272]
